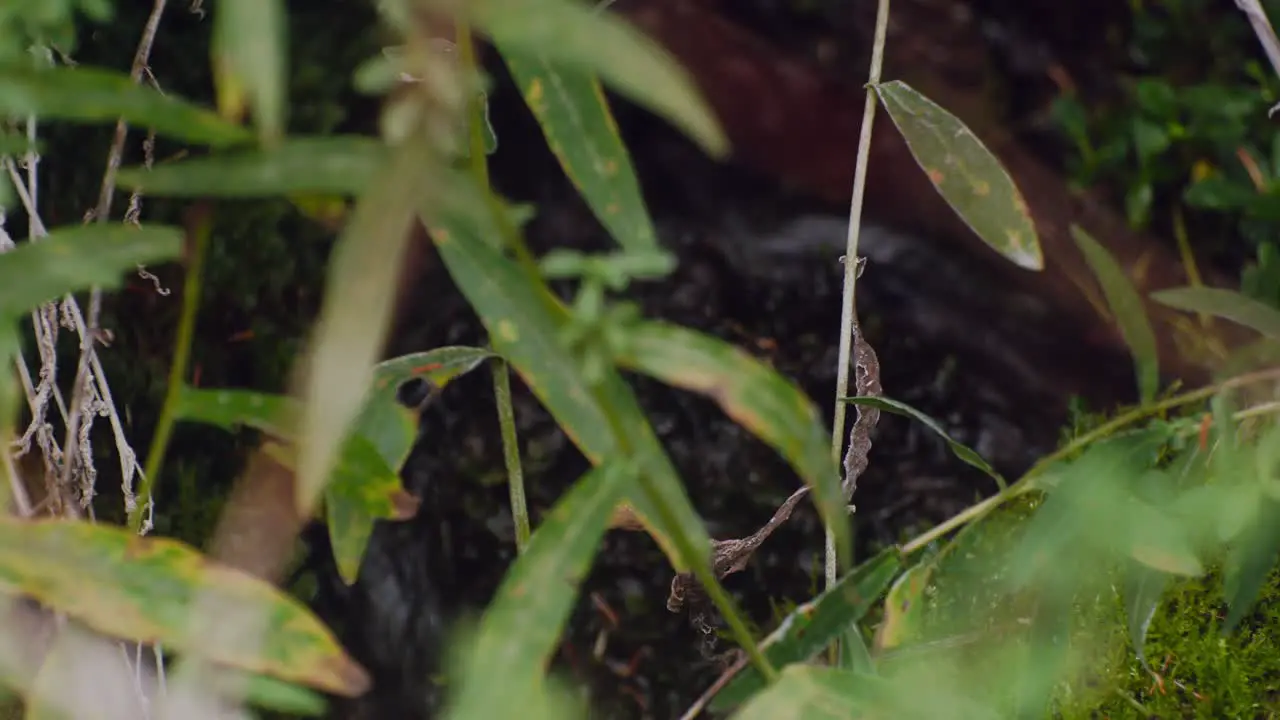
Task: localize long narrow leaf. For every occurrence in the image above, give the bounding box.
[875,80,1041,270]
[474,0,726,156]
[0,226,182,318]
[1071,226,1159,403]
[502,54,659,254]
[213,0,288,144]
[117,137,386,197]
[731,665,873,720]
[1152,285,1280,340]
[0,518,368,695]
[843,395,1003,485]
[0,67,251,147]
[445,463,630,718]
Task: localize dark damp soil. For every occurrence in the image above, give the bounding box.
[306,37,1138,720]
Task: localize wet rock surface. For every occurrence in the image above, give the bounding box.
[310,69,1136,719]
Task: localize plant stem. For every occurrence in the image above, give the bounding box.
[827,0,891,589]
[493,358,531,552]
[826,0,891,666]
[899,364,1280,556]
[130,208,211,533]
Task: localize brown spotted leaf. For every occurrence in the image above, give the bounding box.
[501,54,659,254]
[615,321,850,567]
[0,518,368,696]
[875,80,1042,270]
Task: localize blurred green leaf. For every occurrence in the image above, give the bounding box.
[502,54,659,254]
[842,395,1004,486]
[617,322,850,566]
[1123,562,1170,671]
[874,80,1042,270]
[172,386,297,438]
[321,434,418,583]
[1223,497,1280,633]
[295,129,435,514]
[1184,175,1256,211]
[1152,285,1280,339]
[1010,443,1202,592]
[445,462,630,719]
[474,0,727,157]
[175,345,491,584]
[426,196,712,573]
[1071,225,1160,404]
[212,0,287,144]
[0,225,182,319]
[712,549,901,711]
[0,130,38,156]
[233,671,329,716]
[0,67,251,147]
[117,137,385,197]
[0,518,369,695]
[731,665,872,720]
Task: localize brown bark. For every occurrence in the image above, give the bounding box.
[618,0,1252,386]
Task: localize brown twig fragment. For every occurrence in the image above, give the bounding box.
[666,292,884,648]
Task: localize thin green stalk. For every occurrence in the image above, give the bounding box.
[129,211,211,533]
[492,358,530,552]
[899,364,1280,556]
[826,0,891,667]
[826,0,892,588]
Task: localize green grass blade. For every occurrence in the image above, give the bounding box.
[1152,285,1280,340]
[0,67,251,147]
[476,0,726,157]
[843,395,1004,486]
[502,54,659,254]
[444,463,630,719]
[1071,225,1160,404]
[117,137,386,197]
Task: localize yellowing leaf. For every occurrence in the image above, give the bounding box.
[473,0,726,157]
[875,80,1041,270]
[0,518,368,695]
[502,55,659,254]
